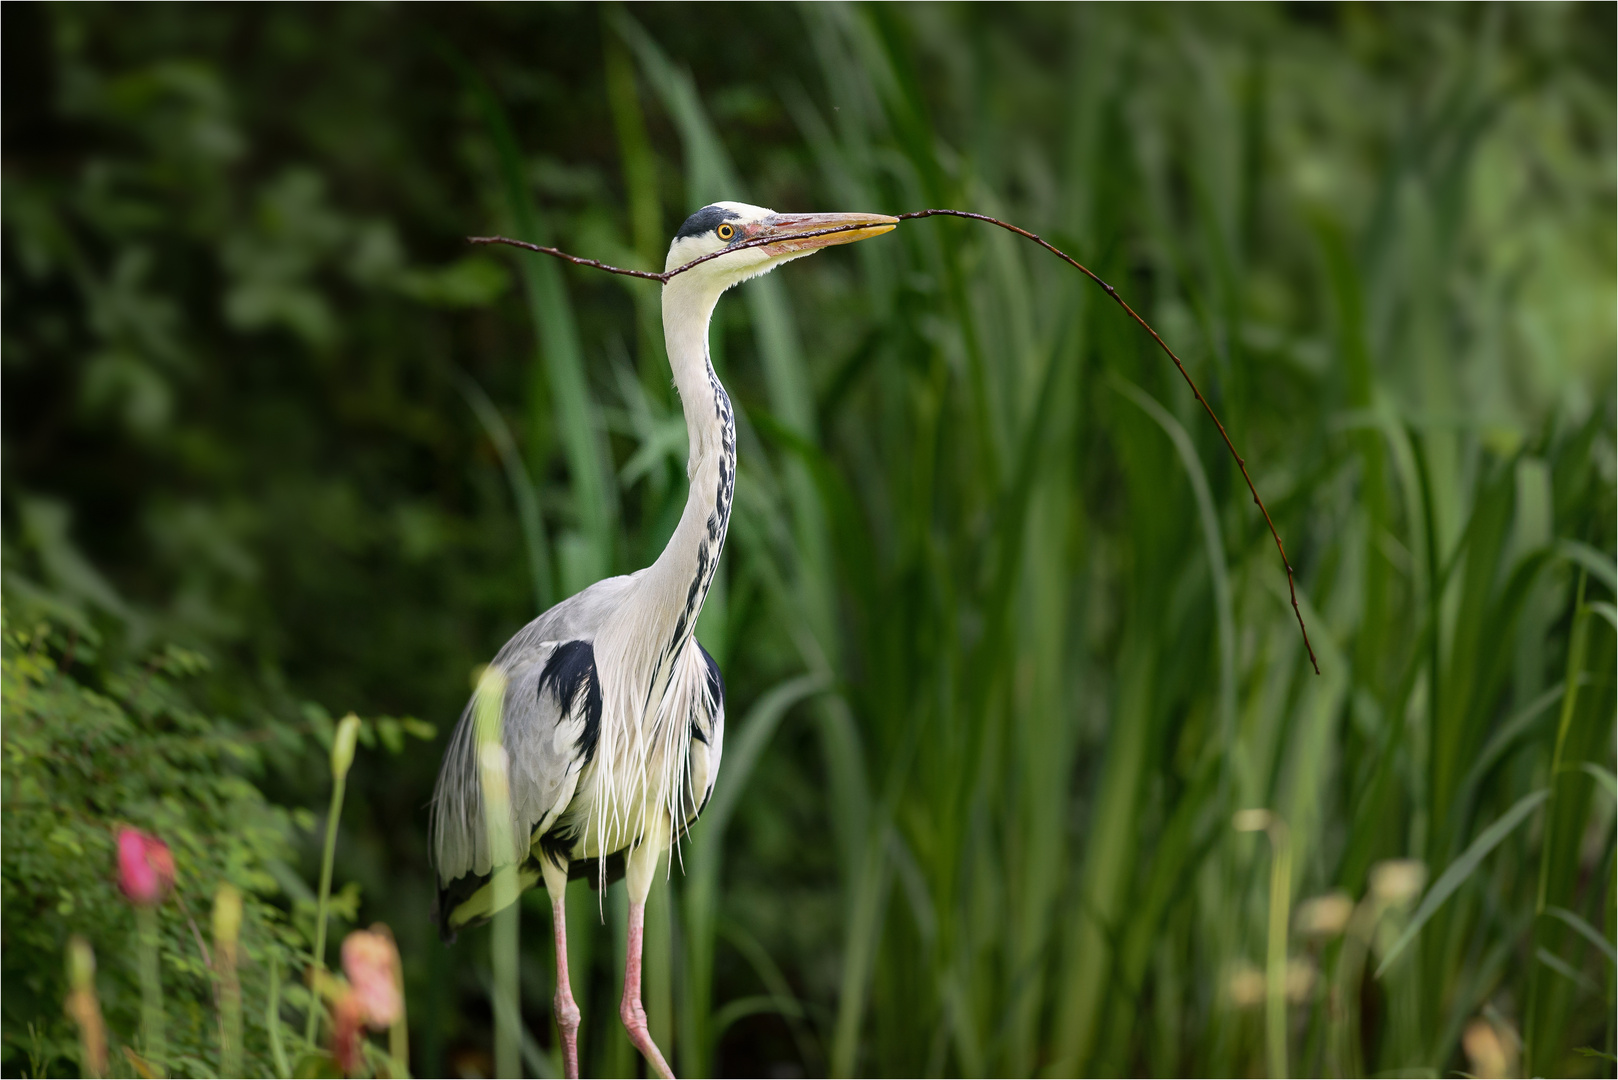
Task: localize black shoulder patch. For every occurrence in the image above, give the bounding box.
[538,640,603,764]
[675,204,742,240]
[536,831,572,873]
[433,867,489,943]
[699,642,725,709]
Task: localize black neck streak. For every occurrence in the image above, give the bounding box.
[645,355,735,713]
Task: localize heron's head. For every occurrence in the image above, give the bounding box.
[664,201,897,291]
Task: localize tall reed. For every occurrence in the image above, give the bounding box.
[307,713,361,1044]
[474,666,522,1078]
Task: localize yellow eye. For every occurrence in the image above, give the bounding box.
[716,223,735,241]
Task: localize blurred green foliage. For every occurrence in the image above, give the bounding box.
[2,3,1614,1078]
[1,558,435,1077]
[1,587,307,1076]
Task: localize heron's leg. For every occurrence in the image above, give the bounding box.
[620,842,675,1079]
[541,858,581,1080]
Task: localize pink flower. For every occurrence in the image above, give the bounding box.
[341,928,402,1029]
[116,829,175,906]
[331,991,366,1074]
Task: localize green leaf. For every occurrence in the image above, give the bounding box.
[1580,762,1617,801]
[1457,683,1566,804]
[1112,376,1235,749]
[451,368,553,617]
[292,1049,343,1078]
[1537,947,1601,995]
[711,994,808,1040]
[397,255,510,307]
[401,717,437,741]
[1546,905,1617,966]
[1377,789,1550,976]
[1590,600,1618,631]
[1555,539,1617,595]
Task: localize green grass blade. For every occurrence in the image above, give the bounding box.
[703,675,828,837]
[681,675,827,1077]
[1579,763,1617,801]
[1050,636,1156,1074]
[1376,787,1550,977]
[1545,906,1617,967]
[1556,539,1618,595]
[711,995,808,1039]
[1459,682,1566,798]
[1589,600,1618,631]
[602,6,672,406]
[1538,947,1602,996]
[455,56,618,590]
[718,924,824,1072]
[452,368,553,614]
[830,827,892,1078]
[1111,376,1236,758]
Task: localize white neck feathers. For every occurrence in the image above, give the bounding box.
[617,275,735,683]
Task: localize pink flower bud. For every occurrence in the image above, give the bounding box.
[331,991,366,1074]
[116,829,175,906]
[341,928,402,1029]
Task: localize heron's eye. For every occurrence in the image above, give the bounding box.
[716,223,736,241]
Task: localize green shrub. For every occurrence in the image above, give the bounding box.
[0,587,309,1077]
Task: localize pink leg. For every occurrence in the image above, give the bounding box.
[551,895,581,1080]
[619,901,675,1079]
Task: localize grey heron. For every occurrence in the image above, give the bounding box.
[431,202,898,1079]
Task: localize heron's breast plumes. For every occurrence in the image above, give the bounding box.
[563,635,725,874]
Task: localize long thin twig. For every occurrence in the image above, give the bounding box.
[469,210,1320,674]
[469,235,669,280]
[897,209,1318,674]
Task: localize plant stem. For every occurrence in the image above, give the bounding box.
[491,901,520,1078]
[213,885,243,1078]
[268,952,291,1077]
[305,769,349,1044]
[1526,571,1590,1074]
[65,935,107,1079]
[390,932,412,1079]
[1537,571,1590,915]
[135,905,167,1076]
[390,1011,412,1079]
[474,667,521,1078]
[1265,820,1292,1080]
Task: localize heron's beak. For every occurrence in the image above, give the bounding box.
[753,211,899,256]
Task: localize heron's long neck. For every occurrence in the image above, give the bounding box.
[638,278,735,668]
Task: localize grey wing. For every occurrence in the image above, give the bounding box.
[431,576,632,887]
[430,637,604,887]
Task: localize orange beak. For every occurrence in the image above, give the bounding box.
[749,211,899,256]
